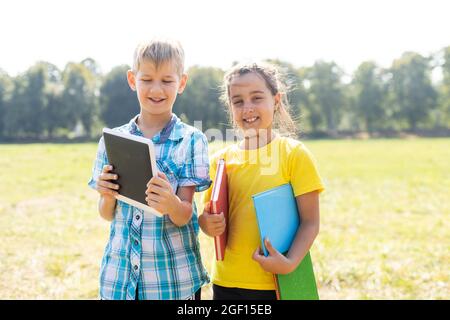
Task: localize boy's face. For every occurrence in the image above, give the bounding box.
[127,60,187,118]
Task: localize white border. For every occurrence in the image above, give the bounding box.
[102,128,163,217]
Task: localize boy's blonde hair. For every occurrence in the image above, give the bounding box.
[220,61,298,137]
[132,38,185,76]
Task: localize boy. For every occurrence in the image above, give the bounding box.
[88,39,211,300]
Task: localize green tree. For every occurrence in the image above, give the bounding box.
[352,61,386,133]
[37,62,64,139]
[389,52,437,131]
[100,65,138,128]
[62,62,98,136]
[437,46,450,128]
[0,69,13,139]
[306,61,345,134]
[174,66,225,131]
[4,64,49,139]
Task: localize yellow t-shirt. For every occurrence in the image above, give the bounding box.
[202,136,325,290]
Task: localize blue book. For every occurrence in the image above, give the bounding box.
[252,183,299,256]
[252,183,319,300]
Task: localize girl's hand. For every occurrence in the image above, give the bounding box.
[145,172,178,215]
[96,165,120,199]
[198,201,226,237]
[252,238,296,275]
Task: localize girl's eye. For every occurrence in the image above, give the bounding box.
[141,79,151,82]
[163,80,174,84]
[232,100,243,106]
[253,96,263,101]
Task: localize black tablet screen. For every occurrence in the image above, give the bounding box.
[103,131,154,206]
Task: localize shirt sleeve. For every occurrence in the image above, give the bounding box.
[177,131,212,192]
[289,143,325,197]
[87,136,108,190]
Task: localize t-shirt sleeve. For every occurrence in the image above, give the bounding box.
[289,143,325,197]
[177,131,212,192]
[87,136,108,190]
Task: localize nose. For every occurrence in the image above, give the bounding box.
[149,81,163,94]
[242,100,255,113]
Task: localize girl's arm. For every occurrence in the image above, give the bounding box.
[253,190,320,274]
[286,190,320,271]
[198,201,226,237]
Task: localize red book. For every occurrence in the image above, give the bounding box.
[209,159,228,261]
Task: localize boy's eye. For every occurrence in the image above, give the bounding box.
[163,80,174,84]
[232,100,243,106]
[253,96,263,101]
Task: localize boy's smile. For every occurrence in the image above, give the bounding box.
[148,97,167,105]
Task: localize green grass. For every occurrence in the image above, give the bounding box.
[0,139,448,299]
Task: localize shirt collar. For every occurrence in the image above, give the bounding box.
[128,113,185,143]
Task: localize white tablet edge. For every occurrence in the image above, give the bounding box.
[102,127,164,217]
[116,195,163,217]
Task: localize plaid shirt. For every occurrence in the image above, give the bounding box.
[88,113,211,300]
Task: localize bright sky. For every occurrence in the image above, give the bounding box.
[1,0,449,76]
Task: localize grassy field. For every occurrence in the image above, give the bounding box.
[0,138,449,299]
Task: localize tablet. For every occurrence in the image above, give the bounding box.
[102,128,163,217]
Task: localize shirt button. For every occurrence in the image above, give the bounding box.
[134,240,139,246]
[136,215,140,220]
[134,265,138,270]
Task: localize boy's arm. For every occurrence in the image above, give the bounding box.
[168,185,196,227]
[98,195,116,222]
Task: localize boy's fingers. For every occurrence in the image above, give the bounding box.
[146,191,163,202]
[100,173,118,181]
[204,202,211,213]
[157,171,170,182]
[97,186,118,197]
[145,183,165,196]
[147,176,170,189]
[98,180,120,190]
[102,165,113,173]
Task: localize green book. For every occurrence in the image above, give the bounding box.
[275,251,319,300]
[252,184,319,300]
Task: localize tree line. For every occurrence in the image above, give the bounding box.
[0,46,449,141]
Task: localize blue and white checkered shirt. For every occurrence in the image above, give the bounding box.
[88,113,211,300]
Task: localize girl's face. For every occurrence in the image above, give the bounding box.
[228,72,280,138]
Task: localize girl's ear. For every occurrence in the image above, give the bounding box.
[127,70,136,91]
[274,92,281,111]
[177,73,188,94]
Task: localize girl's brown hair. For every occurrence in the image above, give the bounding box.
[220,61,298,137]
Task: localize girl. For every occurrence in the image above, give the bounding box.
[199,62,325,300]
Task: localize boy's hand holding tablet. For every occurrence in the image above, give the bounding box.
[96,164,120,199]
[145,171,178,216]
